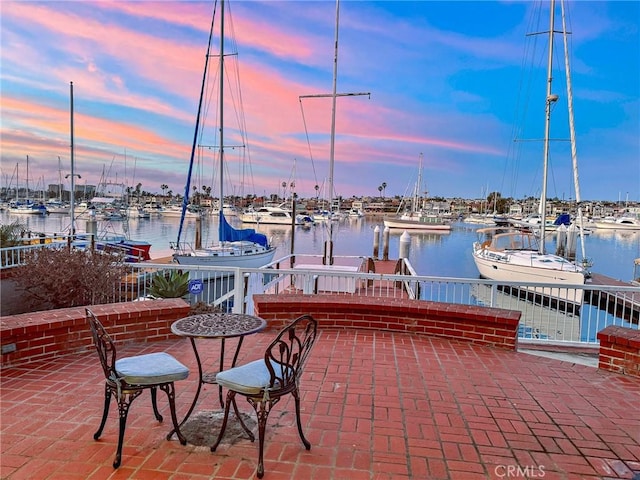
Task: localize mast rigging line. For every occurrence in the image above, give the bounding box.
[298,91,370,200]
[176,1,217,245]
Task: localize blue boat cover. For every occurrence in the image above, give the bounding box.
[219,212,269,248]
[553,213,571,226]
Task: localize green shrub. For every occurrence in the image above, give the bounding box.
[0,220,26,247]
[148,270,190,298]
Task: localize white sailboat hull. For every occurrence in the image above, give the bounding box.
[9,206,48,215]
[383,217,451,231]
[173,242,276,268]
[472,244,585,304]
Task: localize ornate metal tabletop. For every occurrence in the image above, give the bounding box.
[171,313,266,339]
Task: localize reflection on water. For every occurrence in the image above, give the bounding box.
[590,228,639,245]
[472,284,579,341]
[1,212,638,282]
[471,284,636,343]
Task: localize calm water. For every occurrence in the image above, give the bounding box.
[3,211,639,282]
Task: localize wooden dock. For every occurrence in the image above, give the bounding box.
[141,256,639,322]
[585,273,640,324]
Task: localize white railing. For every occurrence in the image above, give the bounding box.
[2,244,638,346]
[117,259,638,346]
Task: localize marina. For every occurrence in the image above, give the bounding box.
[2,210,638,284]
[1,1,638,479]
[2,210,639,337]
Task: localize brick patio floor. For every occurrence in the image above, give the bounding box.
[1,328,639,479]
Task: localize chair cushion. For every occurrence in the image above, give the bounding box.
[115,352,189,385]
[215,359,279,395]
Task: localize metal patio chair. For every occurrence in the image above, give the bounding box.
[211,314,318,478]
[86,308,189,468]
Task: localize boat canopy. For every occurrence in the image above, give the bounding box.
[553,213,571,226]
[219,212,269,249]
[491,231,540,251]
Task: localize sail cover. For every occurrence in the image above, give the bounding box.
[219,212,269,248]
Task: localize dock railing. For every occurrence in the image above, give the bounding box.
[113,255,638,347]
[2,245,638,347]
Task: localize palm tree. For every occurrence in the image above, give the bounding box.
[378,185,383,197]
[161,184,168,199]
[382,182,387,199]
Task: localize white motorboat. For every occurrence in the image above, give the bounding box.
[240,204,312,226]
[592,213,640,231]
[124,205,151,219]
[45,201,70,215]
[162,204,202,218]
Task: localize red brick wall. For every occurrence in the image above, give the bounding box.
[597,325,640,377]
[0,299,190,367]
[253,294,521,350]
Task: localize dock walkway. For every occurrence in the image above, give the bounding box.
[587,273,640,323]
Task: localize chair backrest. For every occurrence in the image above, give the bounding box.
[265,315,317,393]
[86,308,117,381]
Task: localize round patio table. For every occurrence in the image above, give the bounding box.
[169,312,266,439]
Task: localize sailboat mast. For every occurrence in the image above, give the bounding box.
[57,156,63,202]
[69,82,76,235]
[218,0,225,239]
[175,2,217,245]
[328,0,340,216]
[540,0,557,254]
[324,0,340,265]
[415,153,423,214]
[559,0,588,266]
[25,155,29,203]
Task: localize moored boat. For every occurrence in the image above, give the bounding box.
[472,228,586,304]
[592,213,640,231]
[240,204,313,226]
[471,0,589,305]
[8,202,48,215]
[171,0,276,267]
[383,153,452,232]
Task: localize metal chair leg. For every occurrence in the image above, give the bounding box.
[114,397,133,468]
[254,400,272,479]
[150,386,163,422]
[159,383,187,445]
[292,387,311,449]
[94,384,111,440]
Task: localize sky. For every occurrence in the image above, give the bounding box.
[1,0,638,203]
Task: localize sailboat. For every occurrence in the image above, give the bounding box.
[8,156,48,215]
[383,153,451,231]
[46,157,71,214]
[471,0,588,304]
[171,0,276,267]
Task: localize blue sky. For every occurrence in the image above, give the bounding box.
[1,0,638,202]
